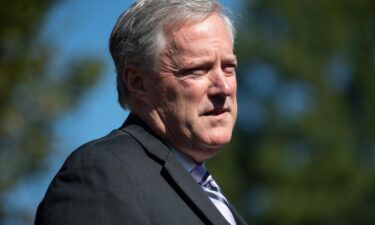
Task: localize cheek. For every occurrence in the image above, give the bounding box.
[161,78,210,120]
[230,78,238,115]
[165,87,177,102]
[178,79,209,102]
[229,76,237,93]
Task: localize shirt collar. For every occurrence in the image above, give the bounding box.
[170,148,202,173]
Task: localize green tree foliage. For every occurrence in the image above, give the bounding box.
[0,0,104,222]
[211,0,375,224]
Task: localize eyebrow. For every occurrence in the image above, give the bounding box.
[175,56,213,69]
[222,55,237,63]
[178,54,237,67]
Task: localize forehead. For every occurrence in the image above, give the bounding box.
[165,13,234,57]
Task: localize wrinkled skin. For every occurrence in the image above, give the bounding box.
[141,13,237,163]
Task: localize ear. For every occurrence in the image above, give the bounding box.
[123,66,149,104]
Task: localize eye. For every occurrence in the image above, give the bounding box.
[223,64,237,75]
[179,65,209,77]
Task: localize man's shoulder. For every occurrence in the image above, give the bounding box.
[78,128,140,154]
[62,128,145,171]
[36,128,155,225]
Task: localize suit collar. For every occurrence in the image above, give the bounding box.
[170,147,198,173]
[120,113,170,162]
[120,113,230,225]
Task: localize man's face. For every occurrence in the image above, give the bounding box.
[143,13,237,162]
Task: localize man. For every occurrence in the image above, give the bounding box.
[35,0,247,224]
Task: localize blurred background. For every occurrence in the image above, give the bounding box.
[1,0,374,224]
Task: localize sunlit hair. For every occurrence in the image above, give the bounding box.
[109,0,236,109]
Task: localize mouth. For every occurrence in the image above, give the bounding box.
[202,108,230,116]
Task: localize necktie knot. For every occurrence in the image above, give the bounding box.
[189,164,208,184]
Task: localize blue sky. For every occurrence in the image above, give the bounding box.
[6,0,241,223]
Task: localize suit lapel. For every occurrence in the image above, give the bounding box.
[120,114,229,225]
[163,154,230,225]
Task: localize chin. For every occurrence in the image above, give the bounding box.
[189,127,234,161]
[204,130,233,149]
[194,146,221,163]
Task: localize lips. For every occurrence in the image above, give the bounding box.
[202,108,229,116]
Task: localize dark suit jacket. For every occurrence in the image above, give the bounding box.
[35,113,247,225]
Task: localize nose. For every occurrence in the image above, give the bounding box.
[207,68,234,97]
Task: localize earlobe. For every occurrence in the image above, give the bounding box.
[123,66,148,103]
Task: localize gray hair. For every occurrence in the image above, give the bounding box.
[109,0,236,109]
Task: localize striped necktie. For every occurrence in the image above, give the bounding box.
[190,165,236,225]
